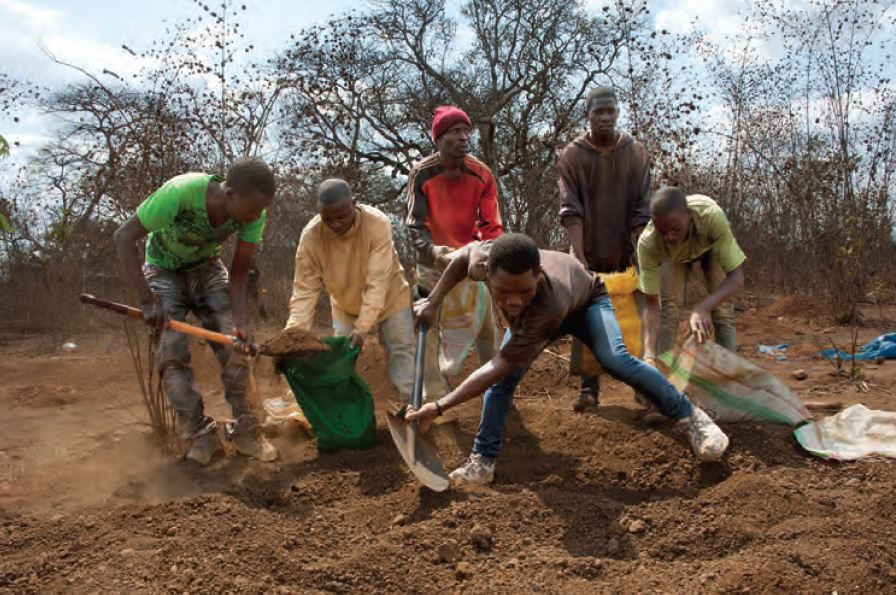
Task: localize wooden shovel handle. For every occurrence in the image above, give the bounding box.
[79,293,253,352]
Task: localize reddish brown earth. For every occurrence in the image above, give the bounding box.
[260,327,328,359]
[2,299,896,593]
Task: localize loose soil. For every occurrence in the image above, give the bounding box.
[1,297,895,593]
[260,327,328,359]
[758,295,820,319]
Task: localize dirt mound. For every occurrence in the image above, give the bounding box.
[3,321,896,592]
[760,295,820,318]
[260,327,328,358]
[3,416,895,593]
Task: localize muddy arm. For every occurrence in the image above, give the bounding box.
[643,294,661,362]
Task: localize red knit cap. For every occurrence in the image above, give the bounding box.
[431,105,472,140]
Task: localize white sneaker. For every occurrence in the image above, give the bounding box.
[678,406,729,462]
[449,453,495,484]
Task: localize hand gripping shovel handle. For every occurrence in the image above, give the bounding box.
[79,293,259,355]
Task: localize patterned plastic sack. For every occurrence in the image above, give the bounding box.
[438,277,490,377]
[659,336,810,425]
[262,392,313,438]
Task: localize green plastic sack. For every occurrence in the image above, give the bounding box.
[276,336,376,452]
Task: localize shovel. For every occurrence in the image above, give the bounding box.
[80,293,264,354]
[80,294,330,361]
[385,321,450,492]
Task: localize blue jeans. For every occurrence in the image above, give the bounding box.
[472,297,694,460]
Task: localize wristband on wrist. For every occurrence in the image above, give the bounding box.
[435,399,444,416]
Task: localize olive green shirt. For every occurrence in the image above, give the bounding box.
[637,194,746,296]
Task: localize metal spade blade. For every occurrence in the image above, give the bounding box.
[385,410,449,492]
[386,320,449,492]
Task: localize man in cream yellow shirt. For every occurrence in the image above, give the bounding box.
[286,178,414,404]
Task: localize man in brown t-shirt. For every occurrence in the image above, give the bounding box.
[407,233,729,483]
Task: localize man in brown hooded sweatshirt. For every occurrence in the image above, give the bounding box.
[557,86,651,412]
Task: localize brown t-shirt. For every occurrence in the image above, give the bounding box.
[463,241,607,366]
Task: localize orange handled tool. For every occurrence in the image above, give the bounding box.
[80,293,258,355]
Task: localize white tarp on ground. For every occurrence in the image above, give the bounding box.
[794,404,896,461]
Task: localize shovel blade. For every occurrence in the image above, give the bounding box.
[385,411,449,492]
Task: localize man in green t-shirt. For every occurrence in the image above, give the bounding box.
[113,157,278,466]
[638,187,746,367]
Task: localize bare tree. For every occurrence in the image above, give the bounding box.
[2,0,894,329]
[697,0,896,311]
[276,0,652,244]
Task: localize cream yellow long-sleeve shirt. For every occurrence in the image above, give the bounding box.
[286,204,411,334]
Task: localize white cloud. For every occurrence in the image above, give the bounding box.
[582,0,770,59]
[0,0,61,27]
[454,22,476,52]
[0,0,151,86]
[4,131,51,157]
[581,0,613,12]
[654,0,749,40]
[1,107,56,168]
[654,0,821,63]
[581,0,747,37]
[0,0,160,163]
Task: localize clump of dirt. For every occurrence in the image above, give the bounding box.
[259,327,328,358]
[760,295,819,319]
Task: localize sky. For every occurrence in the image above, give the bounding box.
[0,0,752,84]
[0,0,363,157]
[0,0,361,81]
[0,0,786,166]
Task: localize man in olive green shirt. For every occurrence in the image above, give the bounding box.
[638,187,746,364]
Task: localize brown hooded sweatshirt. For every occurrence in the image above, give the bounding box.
[557,131,651,273]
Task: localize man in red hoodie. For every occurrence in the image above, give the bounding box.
[406,106,504,399]
[558,87,652,412]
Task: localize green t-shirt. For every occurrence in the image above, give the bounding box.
[136,173,266,271]
[637,194,746,295]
